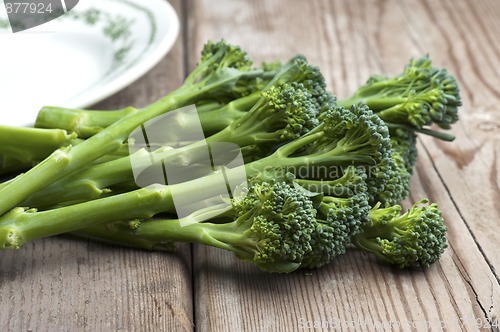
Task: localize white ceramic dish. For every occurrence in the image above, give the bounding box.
[0,0,179,126]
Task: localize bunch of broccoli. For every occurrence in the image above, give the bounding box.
[0,41,461,273]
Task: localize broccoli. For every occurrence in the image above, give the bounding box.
[291,103,394,205]
[296,166,371,269]
[73,169,370,272]
[390,128,418,175]
[338,56,461,141]
[0,126,78,175]
[0,41,455,272]
[352,199,448,268]
[72,167,372,271]
[0,101,390,246]
[205,82,320,158]
[1,172,320,273]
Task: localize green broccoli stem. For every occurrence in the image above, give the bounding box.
[0,68,262,217]
[0,127,371,248]
[350,236,388,261]
[0,185,172,249]
[23,117,254,207]
[198,92,261,135]
[338,95,407,112]
[20,93,273,207]
[73,202,236,250]
[0,125,78,165]
[36,93,260,139]
[35,106,138,138]
[385,123,455,141]
[76,218,252,258]
[0,161,235,249]
[21,147,215,208]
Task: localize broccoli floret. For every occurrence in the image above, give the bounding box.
[291,103,393,204]
[373,128,418,205]
[352,199,448,268]
[374,150,411,205]
[390,128,418,175]
[208,82,319,157]
[338,55,461,141]
[296,166,371,269]
[183,40,259,101]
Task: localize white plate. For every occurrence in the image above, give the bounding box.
[0,0,179,126]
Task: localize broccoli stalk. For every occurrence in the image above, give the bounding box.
[74,167,372,271]
[338,56,461,141]
[34,106,139,139]
[35,92,261,139]
[22,101,391,210]
[352,199,448,268]
[1,175,318,273]
[0,126,79,175]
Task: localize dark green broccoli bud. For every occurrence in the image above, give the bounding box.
[294,166,371,269]
[229,178,316,272]
[402,56,461,129]
[207,82,320,159]
[338,55,461,140]
[390,128,418,175]
[182,40,264,102]
[310,103,393,203]
[199,40,253,71]
[352,199,448,268]
[374,150,411,205]
[265,55,333,113]
[245,103,393,205]
[372,128,418,204]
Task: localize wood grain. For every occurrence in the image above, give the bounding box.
[187,0,500,330]
[0,1,194,331]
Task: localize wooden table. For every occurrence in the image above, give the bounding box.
[1,0,499,330]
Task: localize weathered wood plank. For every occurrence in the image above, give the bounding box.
[0,1,194,331]
[394,0,500,277]
[187,0,500,330]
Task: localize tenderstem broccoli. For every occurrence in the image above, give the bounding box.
[338,56,461,141]
[0,41,456,273]
[73,167,370,271]
[0,173,321,273]
[0,126,79,175]
[296,166,371,268]
[352,199,448,268]
[0,102,391,249]
[22,101,394,210]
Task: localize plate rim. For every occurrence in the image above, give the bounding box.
[0,0,180,126]
[63,0,180,110]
